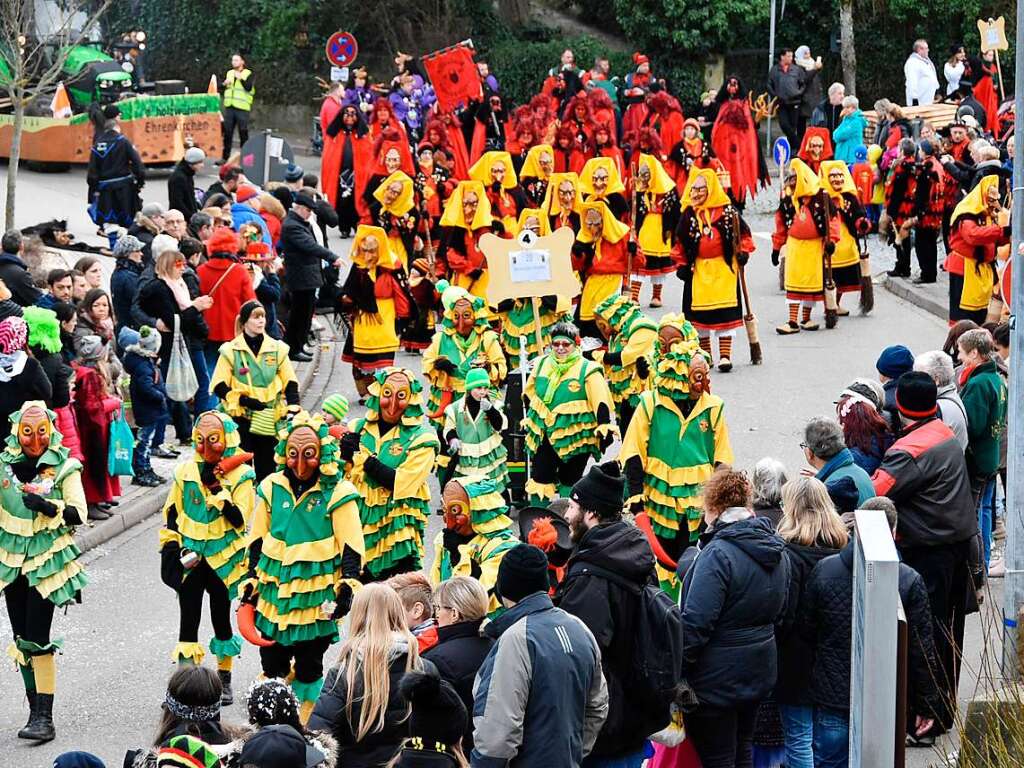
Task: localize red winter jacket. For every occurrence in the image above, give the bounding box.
[198,257,257,343]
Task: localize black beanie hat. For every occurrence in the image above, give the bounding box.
[238,300,263,327]
[896,371,937,419]
[571,460,625,518]
[398,668,467,755]
[495,544,550,603]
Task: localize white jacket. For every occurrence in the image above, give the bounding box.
[905,53,939,106]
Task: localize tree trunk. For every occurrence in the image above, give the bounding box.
[5,87,24,231]
[839,0,857,95]
[498,0,530,27]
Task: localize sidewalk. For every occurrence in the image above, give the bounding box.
[74,334,326,554]
[881,271,949,323]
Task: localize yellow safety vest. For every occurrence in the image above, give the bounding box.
[223,68,254,111]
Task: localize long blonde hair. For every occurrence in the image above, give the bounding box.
[777,477,849,548]
[334,583,420,741]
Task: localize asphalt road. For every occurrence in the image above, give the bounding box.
[0,158,997,768]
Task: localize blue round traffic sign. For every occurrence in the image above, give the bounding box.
[773,136,791,167]
[326,31,358,68]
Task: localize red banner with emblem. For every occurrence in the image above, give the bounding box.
[422,43,481,113]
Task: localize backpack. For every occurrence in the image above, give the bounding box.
[574,562,683,732]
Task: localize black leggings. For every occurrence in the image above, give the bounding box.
[178,560,234,644]
[259,636,333,685]
[4,576,55,649]
[237,421,278,482]
[531,439,591,491]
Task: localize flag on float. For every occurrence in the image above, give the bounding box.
[50,82,71,119]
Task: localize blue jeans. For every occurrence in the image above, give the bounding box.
[978,477,996,568]
[134,418,166,473]
[813,707,849,768]
[779,704,814,768]
[581,751,645,768]
[190,346,216,415]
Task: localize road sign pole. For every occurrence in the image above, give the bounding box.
[765,0,776,157]
[1001,0,1024,680]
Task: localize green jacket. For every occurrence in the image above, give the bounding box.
[960,360,1006,477]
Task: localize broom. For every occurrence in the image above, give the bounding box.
[858,235,874,315]
[732,209,762,364]
[822,193,839,329]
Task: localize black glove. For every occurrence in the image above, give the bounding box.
[442,528,467,564]
[598,430,614,451]
[222,501,245,529]
[771,249,780,267]
[737,252,749,267]
[636,356,650,380]
[603,351,623,367]
[676,263,692,281]
[240,580,258,605]
[364,455,397,490]
[627,240,638,255]
[433,356,457,374]
[468,268,484,280]
[200,464,221,491]
[332,582,354,619]
[540,295,559,312]
[239,395,267,411]
[491,220,505,235]
[824,241,836,256]
[22,492,58,517]
[675,678,700,713]
[339,431,360,462]
[160,544,185,592]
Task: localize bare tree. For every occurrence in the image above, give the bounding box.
[839,0,857,95]
[0,0,111,229]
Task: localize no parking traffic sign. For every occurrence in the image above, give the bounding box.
[326,31,358,68]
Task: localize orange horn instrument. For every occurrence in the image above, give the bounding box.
[237,602,276,647]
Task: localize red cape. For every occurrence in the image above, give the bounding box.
[711,99,764,203]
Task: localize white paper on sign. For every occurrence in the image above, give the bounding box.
[509,249,551,282]
[987,29,999,44]
[268,137,284,159]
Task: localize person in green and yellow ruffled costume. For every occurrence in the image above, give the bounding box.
[339,367,439,581]
[442,366,508,493]
[620,314,733,596]
[422,281,506,428]
[159,411,255,705]
[241,410,365,724]
[0,401,88,743]
[430,476,518,617]
[523,321,617,503]
[592,293,657,434]
[211,300,300,481]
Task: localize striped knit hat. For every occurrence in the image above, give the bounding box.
[157,736,221,768]
[322,394,350,423]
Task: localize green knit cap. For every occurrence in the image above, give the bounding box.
[322,393,350,423]
[464,367,491,391]
[22,306,61,354]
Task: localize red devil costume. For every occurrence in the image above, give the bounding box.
[710,76,769,205]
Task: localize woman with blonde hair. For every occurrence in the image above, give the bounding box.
[423,577,494,753]
[772,476,848,768]
[309,583,436,768]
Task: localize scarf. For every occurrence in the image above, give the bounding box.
[539,350,581,405]
[162,275,193,311]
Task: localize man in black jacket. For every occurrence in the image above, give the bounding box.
[556,461,658,767]
[167,148,205,220]
[279,192,340,362]
[767,49,808,147]
[0,230,41,307]
[799,496,940,764]
[871,371,977,734]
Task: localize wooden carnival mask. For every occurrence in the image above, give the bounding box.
[658,325,685,355]
[453,298,476,337]
[379,372,412,424]
[285,426,321,481]
[195,413,227,465]
[18,406,51,459]
[442,480,474,537]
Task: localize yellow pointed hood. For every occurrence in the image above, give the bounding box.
[789,158,821,206]
[952,175,1002,226]
[469,151,518,189]
[516,207,551,236]
[818,160,856,199]
[520,143,554,179]
[541,172,582,217]
[350,224,399,270]
[440,180,493,230]
[372,171,415,216]
[637,153,675,196]
[577,200,630,244]
[681,167,731,211]
[579,156,625,198]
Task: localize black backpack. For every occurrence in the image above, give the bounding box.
[576,563,684,732]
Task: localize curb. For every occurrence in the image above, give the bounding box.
[75,339,325,555]
[881,275,947,321]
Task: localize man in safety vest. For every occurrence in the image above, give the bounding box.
[221,53,254,163]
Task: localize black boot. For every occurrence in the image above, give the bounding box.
[18,690,36,734]
[18,692,54,741]
[218,670,233,706]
